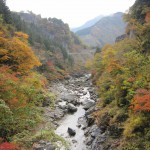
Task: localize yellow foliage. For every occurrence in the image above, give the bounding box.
[15,32,29,40]
[0,48,8,55]
[0,29,41,73]
[123,114,145,137]
[85,59,93,70]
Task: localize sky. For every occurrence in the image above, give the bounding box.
[6,0,136,28]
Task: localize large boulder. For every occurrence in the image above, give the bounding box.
[33,141,52,150]
[68,103,77,113]
[83,99,95,110]
[33,143,44,150]
[68,127,76,136]
[85,106,95,116]
[54,107,65,119]
[61,93,77,104]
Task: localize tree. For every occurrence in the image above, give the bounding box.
[0,0,12,24]
[131,89,150,111]
[0,25,41,73]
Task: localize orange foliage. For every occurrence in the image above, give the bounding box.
[107,60,122,73]
[145,12,150,24]
[0,31,41,73]
[0,142,19,150]
[131,89,150,111]
[0,65,25,107]
[127,77,135,83]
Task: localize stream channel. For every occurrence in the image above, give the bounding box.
[53,74,96,150]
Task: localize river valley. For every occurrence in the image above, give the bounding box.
[33,74,105,150]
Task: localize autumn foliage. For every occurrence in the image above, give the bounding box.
[0,26,41,73]
[0,142,18,150]
[145,12,150,24]
[131,89,150,111]
[0,20,48,148]
[89,2,150,149]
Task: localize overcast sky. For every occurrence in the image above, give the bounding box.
[7,0,135,28]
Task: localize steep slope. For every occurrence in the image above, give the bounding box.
[10,11,95,71]
[88,0,150,149]
[76,12,126,47]
[71,15,104,32]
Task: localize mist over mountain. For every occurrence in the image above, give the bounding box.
[76,12,127,47]
[71,15,104,32]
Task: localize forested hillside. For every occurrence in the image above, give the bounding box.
[11,11,88,79]
[87,0,150,149]
[0,1,53,149]
[0,1,84,149]
[76,12,126,48]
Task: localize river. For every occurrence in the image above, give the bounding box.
[54,74,94,150]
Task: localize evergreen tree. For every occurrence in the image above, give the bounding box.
[0,0,12,24]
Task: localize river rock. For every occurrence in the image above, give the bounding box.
[91,127,101,138]
[85,136,94,146]
[91,134,107,150]
[46,143,53,150]
[83,99,95,110]
[33,143,44,150]
[68,103,77,113]
[58,101,67,109]
[53,107,65,119]
[68,127,76,136]
[64,75,71,80]
[83,91,87,95]
[85,106,95,116]
[90,94,97,101]
[84,127,91,136]
[61,93,77,103]
[33,141,52,150]
[88,88,95,94]
[72,139,77,143]
[76,124,81,128]
[78,116,87,127]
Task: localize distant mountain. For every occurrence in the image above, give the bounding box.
[76,12,127,47]
[71,15,104,32]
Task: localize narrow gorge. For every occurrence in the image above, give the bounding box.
[33,74,101,150]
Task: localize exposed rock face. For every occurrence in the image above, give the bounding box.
[115,34,127,42]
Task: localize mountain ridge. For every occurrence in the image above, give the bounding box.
[71,15,104,32]
[76,12,127,47]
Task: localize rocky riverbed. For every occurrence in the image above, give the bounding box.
[33,74,106,150]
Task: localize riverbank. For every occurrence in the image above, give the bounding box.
[32,74,101,150]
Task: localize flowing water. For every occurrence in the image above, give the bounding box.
[55,77,91,150]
